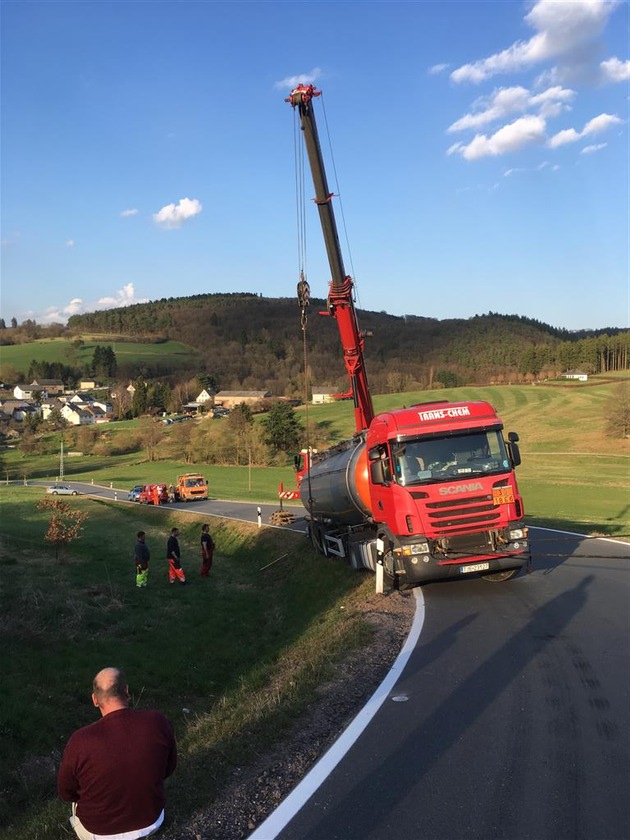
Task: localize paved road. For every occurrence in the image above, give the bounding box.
[32,480,307,534]
[252,530,629,840]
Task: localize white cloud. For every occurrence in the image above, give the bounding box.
[448,115,547,160]
[274,67,322,91]
[450,0,622,85]
[153,197,203,229]
[548,112,622,147]
[97,283,147,308]
[448,84,575,132]
[600,57,630,82]
[428,63,450,76]
[66,239,75,248]
[581,142,608,154]
[120,208,139,217]
[38,284,149,325]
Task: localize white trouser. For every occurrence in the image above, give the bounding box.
[70,803,164,840]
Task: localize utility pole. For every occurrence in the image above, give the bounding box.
[59,434,65,480]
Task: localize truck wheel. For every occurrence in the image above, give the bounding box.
[482,568,521,582]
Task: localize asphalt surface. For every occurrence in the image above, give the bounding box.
[258,530,630,840]
[32,479,308,534]
[33,480,629,839]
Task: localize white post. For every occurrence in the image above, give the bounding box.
[114,491,118,501]
[375,563,384,594]
[257,506,262,528]
[375,537,385,595]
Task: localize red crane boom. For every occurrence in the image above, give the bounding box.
[287,84,374,432]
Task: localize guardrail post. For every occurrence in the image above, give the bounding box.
[375,562,384,594]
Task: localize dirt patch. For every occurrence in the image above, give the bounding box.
[162,589,416,840]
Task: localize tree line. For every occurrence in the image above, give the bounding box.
[2,293,628,395]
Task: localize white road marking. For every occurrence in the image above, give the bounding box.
[248,588,426,840]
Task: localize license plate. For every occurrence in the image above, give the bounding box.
[493,488,514,505]
[460,562,490,574]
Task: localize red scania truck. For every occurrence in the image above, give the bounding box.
[286,84,530,587]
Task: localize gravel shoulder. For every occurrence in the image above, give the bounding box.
[162,589,416,840]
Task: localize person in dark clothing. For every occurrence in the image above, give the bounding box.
[57,667,177,839]
[134,531,150,588]
[200,523,215,577]
[166,527,186,584]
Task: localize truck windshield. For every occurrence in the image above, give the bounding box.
[392,430,510,486]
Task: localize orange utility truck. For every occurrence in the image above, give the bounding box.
[173,473,208,502]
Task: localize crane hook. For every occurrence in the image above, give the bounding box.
[297,272,310,331]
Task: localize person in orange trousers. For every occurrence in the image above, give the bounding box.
[166,528,187,585]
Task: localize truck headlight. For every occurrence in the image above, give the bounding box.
[399,542,430,556]
[508,527,527,541]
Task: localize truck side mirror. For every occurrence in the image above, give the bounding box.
[370,459,386,485]
[506,432,521,467]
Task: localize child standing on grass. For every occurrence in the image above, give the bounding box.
[166,527,187,585]
[134,531,150,588]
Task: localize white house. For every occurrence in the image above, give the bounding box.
[13,385,34,400]
[60,404,95,426]
[562,370,589,382]
[311,387,337,405]
[195,389,214,404]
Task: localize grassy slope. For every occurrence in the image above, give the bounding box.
[0,488,374,838]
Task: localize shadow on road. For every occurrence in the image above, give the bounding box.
[295,574,595,840]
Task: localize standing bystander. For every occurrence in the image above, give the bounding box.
[57,667,177,839]
[134,531,150,588]
[167,527,186,584]
[200,523,215,577]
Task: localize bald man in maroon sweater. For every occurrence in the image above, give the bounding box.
[58,667,177,839]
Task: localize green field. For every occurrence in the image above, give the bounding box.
[0,336,200,376]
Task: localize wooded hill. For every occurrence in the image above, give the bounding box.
[56,292,629,393]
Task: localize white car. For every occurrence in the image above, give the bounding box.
[46,484,79,496]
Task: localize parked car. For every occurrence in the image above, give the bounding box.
[128,485,143,502]
[46,484,79,496]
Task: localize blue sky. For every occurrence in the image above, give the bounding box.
[1,0,628,331]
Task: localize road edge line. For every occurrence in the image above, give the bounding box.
[248,587,427,840]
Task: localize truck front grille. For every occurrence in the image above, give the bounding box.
[425,494,500,536]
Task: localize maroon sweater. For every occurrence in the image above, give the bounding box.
[57,707,177,834]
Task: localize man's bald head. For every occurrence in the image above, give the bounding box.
[92,668,129,713]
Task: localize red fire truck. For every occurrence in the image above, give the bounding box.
[286,85,530,587]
